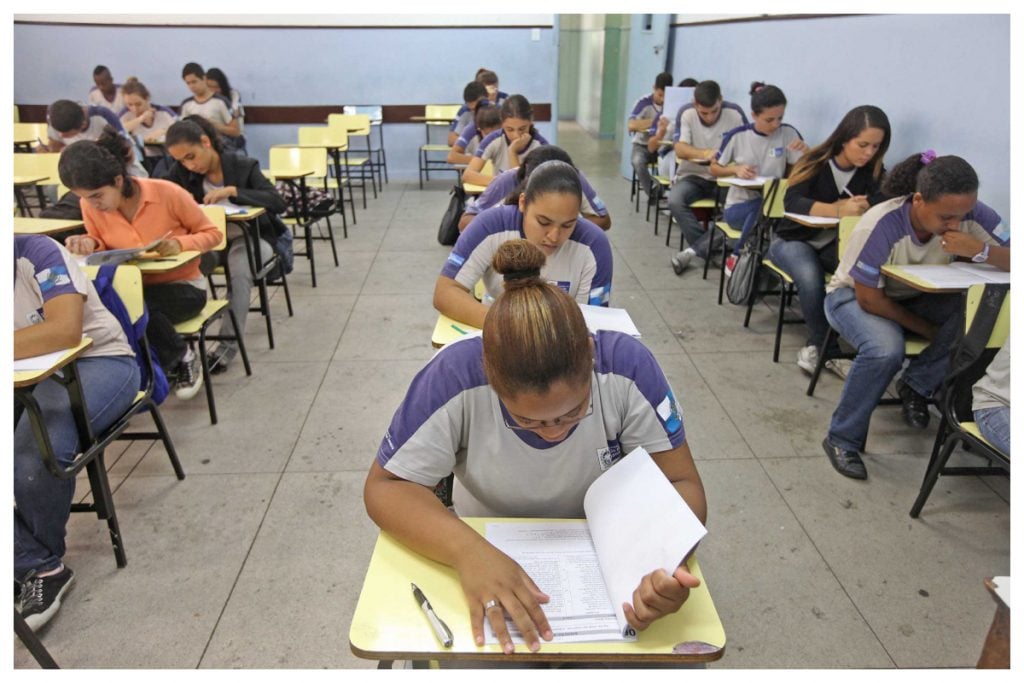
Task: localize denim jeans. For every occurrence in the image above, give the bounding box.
[974,406,1010,455]
[724,198,762,252]
[631,144,656,196]
[14,355,140,581]
[668,176,718,258]
[766,237,838,350]
[824,287,962,452]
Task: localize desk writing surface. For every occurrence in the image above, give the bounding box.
[134,251,201,273]
[463,181,488,196]
[14,175,49,186]
[14,217,85,235]
[431,314,481,349]
[14,338,93,388]
[784,212,838,228]
[223,206,266,221]
[349,518,725,663]
[881,263,1010,294]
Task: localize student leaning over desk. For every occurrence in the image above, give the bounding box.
[366,239,707,655]
[462,95,548,187]
[821,153,1010,480]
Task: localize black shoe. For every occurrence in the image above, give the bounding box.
[822,438,867,479]
[206,345,237,375]
[897,380,930,429]
[19,566,75,631]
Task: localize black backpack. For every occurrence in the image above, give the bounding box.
[725,180,782,306]
[438,184,467,246]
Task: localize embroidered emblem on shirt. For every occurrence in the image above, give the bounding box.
[550,280,571,294]
[589,285,610,306]
[855,260,880,276]
[34,266,71,293]
[591,196,607,213]
[992,222,1009,243]
[769,146,784,157]
[657,390,682,434]
[595,443,622,471]
[446,252,466,267]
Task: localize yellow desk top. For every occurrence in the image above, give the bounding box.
[349,518,725,664]
[431,314,482,349]
[14,174,49,186]
[134,251,201,273]
[224,206,267,222]
[14,217,85,235]
[14,337,93,388]
[463,181,487,196]
[879,264,985,294]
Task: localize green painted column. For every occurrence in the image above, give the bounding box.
[599,14,630,139]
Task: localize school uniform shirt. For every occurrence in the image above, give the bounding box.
[449,107,475,137]
[47,105,126,145]
[628,94,662,147]
[179,94,234,129]
[377,330,686,517]
[717,122,804,208]
[227,89,245,135]
[441,203,612,306]
[776,160,886,247]
[827,196,1009,299]
[78,178,222,287]
[463,168,608,218]
[14,235,134,360]
[672,101,747,182]
[973,337,1009,412]
[119,105,178,158]
[475,129,549,175]
[87,84,124,113]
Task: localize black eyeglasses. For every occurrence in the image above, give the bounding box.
[502,387,593,432]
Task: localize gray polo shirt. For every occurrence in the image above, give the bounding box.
[717,122,804,208]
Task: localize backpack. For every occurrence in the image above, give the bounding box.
[274,182,335,220]
[438,184,467,246]
[93,264,170,406]
[725,180,781,306]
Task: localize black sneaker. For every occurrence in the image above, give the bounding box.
[19,566,75,631]
[206,344,237,375]
[822,438,867,480]
[897,380,930,429]
[174,349,205,401]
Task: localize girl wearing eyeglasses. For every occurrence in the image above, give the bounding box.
[366,239,707,656]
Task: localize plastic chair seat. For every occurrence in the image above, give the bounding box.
[762,259,794,285]
[690,198,717,209]
[173,300,229,336]
[420,144,452,152]
[715,221,741,240]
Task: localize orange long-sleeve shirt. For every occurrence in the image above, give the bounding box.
[79,177,221,285]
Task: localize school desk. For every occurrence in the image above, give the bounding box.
[133,250,201,274]
[782,213,839,228]
[14,216,85,236]
[880,263,1011,294]
[349,517,726,667]
[14,174,50,216]
[431,313,481,348]
[977,576,1009,668]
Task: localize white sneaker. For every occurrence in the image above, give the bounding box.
[174,349,205,400]
[796,345,818,374]
[671,248,696,275]
[825,358,852,380]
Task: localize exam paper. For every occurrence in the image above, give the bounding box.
[721,175,770,188]
[14,348,74,372]
[579,304,642,338]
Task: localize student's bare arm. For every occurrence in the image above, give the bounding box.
[433,275,489,329]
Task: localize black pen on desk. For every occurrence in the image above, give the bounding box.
[412,583,453,648]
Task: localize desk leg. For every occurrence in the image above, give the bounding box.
[298,176,315,288]
[14,607,60,669]
[328,150,349,237]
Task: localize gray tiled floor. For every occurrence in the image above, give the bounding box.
[15,123,1009,669]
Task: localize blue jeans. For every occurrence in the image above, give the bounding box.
[14,355,140,581]
[631,144,656,196]
[974,406,1010,454]
[766,237,838,350]
[724,198,762,253]
[824,287,961,452]
[668,176,718,258]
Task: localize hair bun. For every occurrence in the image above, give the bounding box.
[492,239,546,289]
[749,81,766,95]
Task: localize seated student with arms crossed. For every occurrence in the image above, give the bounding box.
[448,99,501,166]
[87,65,124,113]
[771,105,892,374]
[447,80,490,148]
[161,116,289,372]
[458,145,611,232]
[204,67,247,154]
[462,95,548,187]
[14,234,140,631]
[711,82,809,275]
[820,153,1009,480]
[59,140,222,400]
[119,77,178,174]
[434,160,612,330]
[368,239,707,655]
[179,62,244,154]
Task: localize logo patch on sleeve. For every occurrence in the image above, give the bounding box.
[591,196,607,213]
[992,222,1009,243]
[589,285,610,306]
[446,252,466,267]
[855,260,880,276]
[34,266,71,292]
[656,390,682,434]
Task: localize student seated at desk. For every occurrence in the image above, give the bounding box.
[462,95,548,187]
[973,338,1010,455]
[447,101,501,166]
[772,105,892,374]
[476,68,508,108]
[14,234,140,631]
[119,77,178,175]
[162,116,289,372]
[59,140,222,400]
[179,62,245,154]
[205,67,246,152]
[87,64,124,113]
[821,153,1010,480]
[627,71,672,199]
[711,82,809,275]
[458,145,610,232]
[367,239,707,654]
[434,160,613,330]
[44,101,147,181]
[447,80,489,148]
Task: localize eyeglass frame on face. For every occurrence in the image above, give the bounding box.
[501,384,594,432]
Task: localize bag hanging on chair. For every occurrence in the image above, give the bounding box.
[437,184,467,246]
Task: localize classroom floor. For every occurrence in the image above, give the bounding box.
[15,122,1010,670]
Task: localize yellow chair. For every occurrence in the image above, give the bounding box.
[714,178,787,306]
[269,145,340,288]
[910,283,1010,517]
[327,113,378,200]
[342,104,388,184]
[418,104,462,189]
[462,159,494,195]
[13,122,48,151]
[13,152,65,216]
[173,206,252,425]
[298,125,354,231]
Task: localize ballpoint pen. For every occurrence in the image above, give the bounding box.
[411,583,453,648]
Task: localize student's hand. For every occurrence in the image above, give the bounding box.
[453,542,553,654]
[203,186,237,204]
[837,196,869,216]
[144,129,167,144]
[656,116,669,134]
[508,133,533,154]
[155,239,182,256]
[703,148,717,161]
[940,230,984,259]
[788,138,810,154]
[64,234,98,255]
[623,564,701,632]
[735,164,758,180]
[140,109,155,127]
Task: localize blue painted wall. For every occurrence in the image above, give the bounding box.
[668,13,1011,222]
[13,22,558,178]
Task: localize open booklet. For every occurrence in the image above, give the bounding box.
[891,262,1011,288]
[484,446,707,644]
[84,236,165,266]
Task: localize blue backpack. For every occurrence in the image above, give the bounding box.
[93,264,170,406]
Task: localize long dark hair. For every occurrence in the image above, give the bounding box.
[205,67,233,96]
[788,105,891,187]
[165,115,225,156]
[503,146,575,205]
[58,138,135,198]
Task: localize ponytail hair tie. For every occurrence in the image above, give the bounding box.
[920,149,937,165]
[503,268,541,283]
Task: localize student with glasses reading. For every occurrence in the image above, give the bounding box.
[366,239,707,656]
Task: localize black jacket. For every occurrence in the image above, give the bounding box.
[775,162,886,242]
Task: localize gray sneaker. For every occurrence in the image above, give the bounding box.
[671,249,695,275]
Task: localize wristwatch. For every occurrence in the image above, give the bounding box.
[971,243,991,263]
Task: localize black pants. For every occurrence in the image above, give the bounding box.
[143,282,207,374]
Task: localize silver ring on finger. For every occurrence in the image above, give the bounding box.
[483,599,500,611]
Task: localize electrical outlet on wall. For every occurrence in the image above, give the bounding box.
[531,28,540,41]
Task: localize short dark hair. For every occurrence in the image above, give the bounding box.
[678,77,699,87]
[166,116,224,156]
[882,154,979,200]
[58,139,134,198]
[474,103,501,132]
[49,100,85,133]
[749,82,787,113]
[654,72,673,90]
[93,65,110,77]
[477,69,499,86]
[693,80,722,107]
[463,81,488,104]
[182,62,205,79]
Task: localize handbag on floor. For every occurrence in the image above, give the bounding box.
[437,184,467,246]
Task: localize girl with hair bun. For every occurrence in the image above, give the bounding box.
[820,153,1010,480]
[434,159,612,329]
[368,239,707,655]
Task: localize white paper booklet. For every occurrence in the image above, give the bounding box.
[783,212,839,226]
[484,446,706,643]
[579,304,642,338]
[721,175,771,188]
[84,236,165,266]
[13,348,75,372]
[892,262,1011,288]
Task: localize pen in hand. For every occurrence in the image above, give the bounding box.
[412,583,453,648]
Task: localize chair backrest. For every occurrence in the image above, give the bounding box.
[425,104,461,122]
[200,205,229,251]
[327,113,370,136]
[14,122,49,146]
[761,178,788,219]
[965,284,1010,348]
[82,263,144,323]
[269,145,329,179]
[342,105,383,124]
[298,125,349,150]
[14,104,20,122]
[836,216,860,259]
[14,152,61,185]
